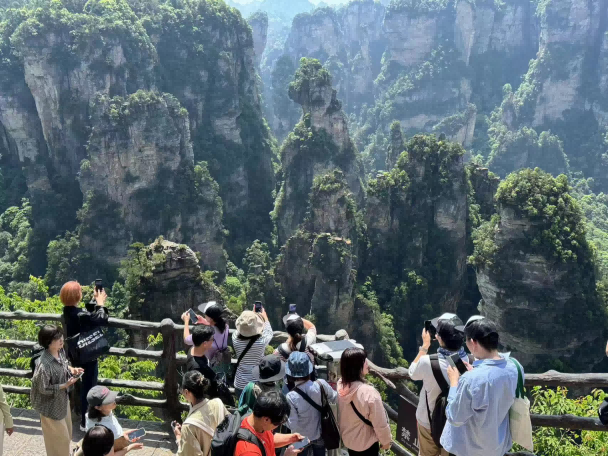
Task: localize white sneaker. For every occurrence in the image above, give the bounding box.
[79,425,86,432]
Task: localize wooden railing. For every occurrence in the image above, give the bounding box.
[1,310,607,456]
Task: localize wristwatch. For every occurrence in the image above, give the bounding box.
[419,346,428,353]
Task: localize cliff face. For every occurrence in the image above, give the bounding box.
[79,92,225,274]
[274,59,364,245]
[471,169,605,371]
[485,0,608,182]
[364,131,469,351]
[0,0,276,275]
[248,12,269,70]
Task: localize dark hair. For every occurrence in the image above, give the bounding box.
[82,425,114,456]
[204,304,227,333]
[181,370,211,400]
[252,390,290,425]
[38,325,63,349]
[437,320,465,351]
[340,347,367,386]
[192,325,215,347]
[465,319,500,351]
[286,374,310,386]
[286,318,304,352]
[87,404,106,422]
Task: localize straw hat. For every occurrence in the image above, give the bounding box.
[236,311,265,338]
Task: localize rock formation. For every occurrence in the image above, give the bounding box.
[364,131,469,351]
[123,238,222,346]
[79,91,225,274]
[248,12,269,70]
[274,58,364,245]
[471,169,605,371]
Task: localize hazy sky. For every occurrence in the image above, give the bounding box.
[232,0,350,4]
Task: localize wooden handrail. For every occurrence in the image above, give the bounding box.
[1,309,607,438]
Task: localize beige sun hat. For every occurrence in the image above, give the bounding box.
[236,310,265,338]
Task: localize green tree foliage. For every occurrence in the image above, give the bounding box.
[528,387,608,456]
[0,199,32,287]
[44,231,81,293]
[288,57,332,101]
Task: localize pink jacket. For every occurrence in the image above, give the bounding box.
[337,380,392,451]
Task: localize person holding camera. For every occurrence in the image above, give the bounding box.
[440,317,519,456]
[408,313,469,456]
[61,280,109,430]
[233,304,274,397]
[31,325,84,456]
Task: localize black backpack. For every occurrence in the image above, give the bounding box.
[30,344,44,373]
[211,411,266,456]
[425,354,450,448]
[293,381,341,450]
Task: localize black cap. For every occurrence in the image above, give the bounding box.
[455,315,485,333]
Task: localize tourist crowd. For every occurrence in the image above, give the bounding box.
[5,280,527,456]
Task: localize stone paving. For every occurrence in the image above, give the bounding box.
[4,408,175,455]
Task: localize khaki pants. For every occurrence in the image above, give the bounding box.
[40,402,72,456]
[418,425,449,456]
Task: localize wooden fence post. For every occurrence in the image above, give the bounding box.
[160,319,181,424]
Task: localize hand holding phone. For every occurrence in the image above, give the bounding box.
[292,437,310,450]
[127,428,146,441]
[448,353,469,375]
[95,279,103,292]
[72,371,85,380]
[188,309,198,323]
[254,301,263,313]
[288,304,296,313]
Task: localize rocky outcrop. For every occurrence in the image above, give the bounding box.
[124,238,222,346]
[79,91,225,274]
[275,171,360,336]
[274,59,364,245]
[248,12,269,69]
[364,132,469,351]
[477,206,603,371]
[473,169,605,371]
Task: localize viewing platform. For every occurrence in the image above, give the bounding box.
[4,408,173,456]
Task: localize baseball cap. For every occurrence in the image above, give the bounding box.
[87,386,118,407]
[455,315,486,332]
[197,301,218,314]
[430,313,464,329]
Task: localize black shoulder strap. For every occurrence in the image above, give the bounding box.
[430,354,449,395]
[234,335,260,374]
[350,401,372,427]
[236,428,267,456]
[293,387,322,412]
[277,344,290,360]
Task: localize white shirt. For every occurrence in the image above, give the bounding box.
[85,411,124,439]
[408,353,450,429]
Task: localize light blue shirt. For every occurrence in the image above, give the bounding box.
[286,379,337,441]
[440,355,519,456]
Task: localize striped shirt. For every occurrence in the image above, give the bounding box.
[232,321,273,390]
[31,349,71,420]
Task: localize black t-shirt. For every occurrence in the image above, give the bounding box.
[186,352,219,398]
[63,305,109,338]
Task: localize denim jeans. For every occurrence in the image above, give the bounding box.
[79,360,99,426]
[309,438,326,456]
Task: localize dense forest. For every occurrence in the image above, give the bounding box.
[0,0,608,451]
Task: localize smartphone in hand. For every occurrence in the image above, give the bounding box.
[254,301,263,313]
[448,353,469,375]
[188,309,198,322]
[292,437,310,450]
[72,371,85,380]
[127,428,146,441]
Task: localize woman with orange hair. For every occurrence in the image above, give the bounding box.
[61,281,109,431]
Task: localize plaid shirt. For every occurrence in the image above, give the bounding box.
[31,349,71,420]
